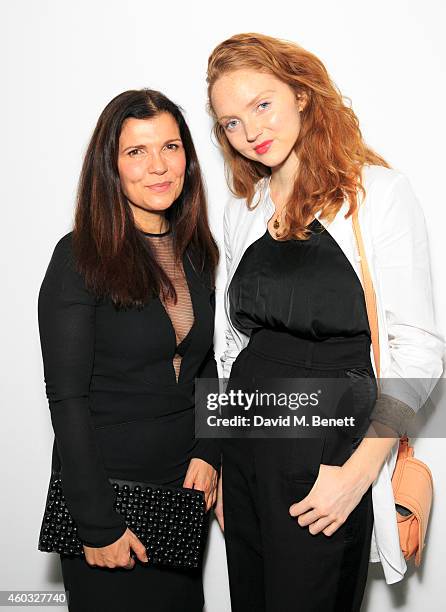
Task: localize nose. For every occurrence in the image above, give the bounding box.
[147,151,168,175]
[244,118,262,143]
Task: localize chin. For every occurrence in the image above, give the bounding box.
[241,146,289,168]
[141,199,175,212]
[264,145,297,169]
[257,152,289,169]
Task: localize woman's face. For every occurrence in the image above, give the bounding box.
[211,69,306,169]
[117,112,186,214]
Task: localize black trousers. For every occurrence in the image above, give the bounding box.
[60,555,203,612]
[223,330,375,612]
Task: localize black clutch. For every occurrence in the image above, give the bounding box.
[38,471,208,569]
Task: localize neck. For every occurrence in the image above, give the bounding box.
[130,203,169,234]
[270,149,300,202]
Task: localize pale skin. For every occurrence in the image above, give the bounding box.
[211,68,399,537]
[83,113,217,570]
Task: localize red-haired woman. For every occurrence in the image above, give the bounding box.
[38,89,219,611]
[207,33,443,611]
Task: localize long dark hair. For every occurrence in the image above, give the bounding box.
[73,89,219,308]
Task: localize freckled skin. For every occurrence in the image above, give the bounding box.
[211,69,306,175]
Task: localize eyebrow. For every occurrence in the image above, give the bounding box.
[121,138,182,152]
[218,89,275,122]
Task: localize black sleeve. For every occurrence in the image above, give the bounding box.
[191,289,221,472]
[38,234,127,547]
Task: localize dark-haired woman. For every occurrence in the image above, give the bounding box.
[207,33,444,611]
[38,89,219,612]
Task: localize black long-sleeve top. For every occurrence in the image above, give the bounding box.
[38,231,220,547]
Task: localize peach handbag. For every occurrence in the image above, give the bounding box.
[352,208,433,566]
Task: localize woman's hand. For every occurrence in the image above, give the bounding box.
[214,466,224,532]
[289,464,370,536]
[83,528,148,569]
[289,425,398,536]
[183,458,218,511]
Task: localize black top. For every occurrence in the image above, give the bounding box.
[38,233,219,547]
[229,219,370,341]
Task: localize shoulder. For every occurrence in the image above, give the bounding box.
[361,164,415,200]
[224,178,267,226]
[223,192,244,226]
[40,231,94,301]
[360,165,426,237]
[48,231,75,265]
[42,231,79,280]
[360,164,421,218]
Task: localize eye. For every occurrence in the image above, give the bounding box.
[165,143,181,151]
[224,119,240,131]
[257,101,271,111]
[128,148,143,157]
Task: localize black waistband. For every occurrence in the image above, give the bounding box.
[247,329,372,370]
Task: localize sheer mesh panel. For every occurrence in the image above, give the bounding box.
[146,233,194,381]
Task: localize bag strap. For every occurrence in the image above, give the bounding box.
[351,208,381,379]
[352,210,409,447]
[397,435,412,459]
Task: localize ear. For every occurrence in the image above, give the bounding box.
[296,91,308,112]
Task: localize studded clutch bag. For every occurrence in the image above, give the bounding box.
[38,471,208,569]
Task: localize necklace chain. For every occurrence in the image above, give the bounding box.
[272,207,285,237]
[269,179,286,237]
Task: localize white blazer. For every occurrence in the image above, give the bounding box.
[219,164,444,584]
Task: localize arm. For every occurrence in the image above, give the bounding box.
[339,172,444,481]
[220,200,240,380]
[38,235,127,547]
[367,172,444,437]
[290,172,444,534]
[187,284,220,510]
[348,172,444,480]
[213,199,240,528]
[192,290,221,473]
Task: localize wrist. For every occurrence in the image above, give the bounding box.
[190,457,217,472]
[343,432,399,489]
[342,450,378,493]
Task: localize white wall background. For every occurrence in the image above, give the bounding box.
[1,0,445,610]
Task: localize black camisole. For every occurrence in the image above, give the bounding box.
[228,219,370,341]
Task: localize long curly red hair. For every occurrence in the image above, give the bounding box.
[207,32,391,239]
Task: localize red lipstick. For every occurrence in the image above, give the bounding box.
[254,140,273,155]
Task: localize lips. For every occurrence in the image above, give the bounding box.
[146,182,172,193]
[254,140,273,155]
